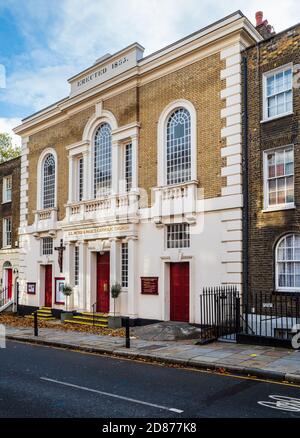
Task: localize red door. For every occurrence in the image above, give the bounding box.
[170,262,190,322]
[7,269,12,300]
[44,265,52,307]
[97,252,110,313]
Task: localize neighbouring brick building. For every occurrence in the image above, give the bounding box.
[0,156,21,309]
[246,16,300,301]
[14,11,262,322]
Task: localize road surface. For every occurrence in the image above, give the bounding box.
[0,340,299,418]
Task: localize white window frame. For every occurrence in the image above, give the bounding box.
[77,156,84,202]
[263,64,293,122]
[120,141,133,193]
[37,148,58,210]
[2,175,12,203]
[3,217,12,247]
[276,234,300,292]
[263,145,295,211]
[121,242,128,289]
[93,123,112,199]
[74,245,79,286]
[41,237,53,256]
[157,100,197,187]
[166,223,190,249]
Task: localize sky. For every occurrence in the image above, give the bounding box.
[0,0,299,147]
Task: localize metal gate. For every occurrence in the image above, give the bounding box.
[199,286,240,342]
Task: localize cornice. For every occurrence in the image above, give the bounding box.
[14,12,261,138]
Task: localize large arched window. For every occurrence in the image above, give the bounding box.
[166,108,191,185]
[42,153,56,209]
[276,234,300,290]
[94,123,112,198]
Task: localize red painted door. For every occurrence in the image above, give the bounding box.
[170,262,190,322]
[97,252,110,313]
[7,269,12,300]
[45,265,52,307]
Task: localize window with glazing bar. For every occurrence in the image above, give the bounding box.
[3,176,12,203]
[78,157,83,202]
[74,246,79,286]
[166,224,190,249]
[3,217,12,247]
[121,242,128,288]
[166,108,191,185]
[42,154,55,209]
[264,66,293,120]
[41,237,53,255]
[264,146,294,209]
[94,123,112,198]
[125,143,132,192]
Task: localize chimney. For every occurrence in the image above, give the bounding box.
[255,11,275,39]
[255,11,263,27]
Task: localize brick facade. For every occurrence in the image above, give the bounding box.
[26,52,226,218]
[27,106,94,225]
[0,157,21,249]
[246,24,300,297]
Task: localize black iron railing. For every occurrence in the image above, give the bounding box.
[199,286,240,341]
[200,287,300,347]
[242,292,300,342]
[92,302,97,326]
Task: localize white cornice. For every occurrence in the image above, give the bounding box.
[14,12,261,137]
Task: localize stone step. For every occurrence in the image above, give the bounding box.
[73,315,108,323]
[64,319,108,328]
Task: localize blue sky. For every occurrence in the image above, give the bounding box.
[0,0,298,146]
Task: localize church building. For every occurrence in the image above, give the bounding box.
[14,11,262,323]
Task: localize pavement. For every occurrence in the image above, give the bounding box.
[3,325,300,384]
[1,340,300,418]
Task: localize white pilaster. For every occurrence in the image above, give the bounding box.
[127,237,138,318]
[64,242,73,308]
[220,42,244,292]
[82,150,89,201]
[112,140,120,194]
[109,238,121,314]
[68,155,74,203]
[78,241,87,311]
[131,135,138,189]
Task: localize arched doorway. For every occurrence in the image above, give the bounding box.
[3,261,13,301]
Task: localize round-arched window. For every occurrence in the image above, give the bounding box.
[94,123,112,198]
[276,234,300,290]
[42,153,56,209]
[166,108,191,185]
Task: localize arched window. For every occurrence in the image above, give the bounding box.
[94,123,112,198]
[42,153,56,209]
[166,108,191,185]
[276,234,300,290]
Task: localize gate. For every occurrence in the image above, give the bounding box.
[199,286,240,342]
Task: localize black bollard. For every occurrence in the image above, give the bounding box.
[124,317,130,348]
[34,311,38,337]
